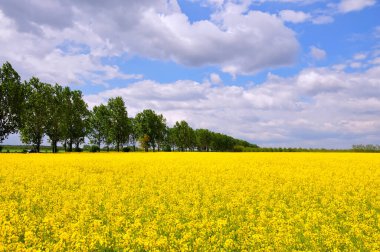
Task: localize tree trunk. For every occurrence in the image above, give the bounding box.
[52,140,57,153]
[68,139,73,152]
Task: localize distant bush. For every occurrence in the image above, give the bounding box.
[233,145,244,152]
[73,147,83,152]
[101,146,110,152]
[122,147,130,152]
[0,146,2,152]
[83,145,91,151]
[90,145,100,152]
[352,144,380,152]
[162,145,172,152]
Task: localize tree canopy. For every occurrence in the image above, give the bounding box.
[0,61,258,152]
[0,62,24,143]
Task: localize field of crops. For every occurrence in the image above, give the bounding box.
[0,153,379,251]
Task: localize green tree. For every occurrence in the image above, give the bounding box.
[88,104,111,151]
[172,120,196,151]
[19,78,49,152]
[71,91,89,151]
[45,84,65,153]
[139,134,150,152]
[160,126,174,151]
[61,88,89,152]
[210,132,235,152]
[107,97,129,152]
[155,114,167,151]
[0,62,24,143]
[135,109,167,152]
[128,117,138,151]
[195,128,212,151]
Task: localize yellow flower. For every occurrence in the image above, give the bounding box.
[0,152,379,250]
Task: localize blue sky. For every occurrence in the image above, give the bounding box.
[0,0,380,148]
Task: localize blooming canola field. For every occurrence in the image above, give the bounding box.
[0,153,379,251]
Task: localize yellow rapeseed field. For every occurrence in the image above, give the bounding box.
[0,153,379,251]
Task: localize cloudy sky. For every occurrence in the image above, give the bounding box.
[1,0,379,148]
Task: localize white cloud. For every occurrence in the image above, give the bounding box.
[350,62,363,68]
[310,46,327,60]
[0,0,299,78]
[370,57,380,65]
[84,65,380,148]
[338,0,376,13]
[0,10,142,85]
[210,73,222,84]
[353,53,367,60]
[312,15,334,24]
[279,10,311,23]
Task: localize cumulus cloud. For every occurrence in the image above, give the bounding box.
[0,0,299,79]
[210,73,222,84]
[0,9,142,85]
[279,10,311,23]
[84,66,380,148]
[338,0,376,13]
[310,46,327,60]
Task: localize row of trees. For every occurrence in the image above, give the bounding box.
[352,144,380,152]
[0,62,258,152]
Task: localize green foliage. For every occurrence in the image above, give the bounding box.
[195,128,212,151]
[122,146,130,152]
[45,84,65,153]
[210,132,235,152]
[107,97,129,152]
[60,88,89,152]
[135,109,166,151]
[139,134,151,152]
[0,61,261,152]
[19,77,50,152]
[0,62,24,143]
[128,117,138,151]
[172,121,196,151]
[233,145,244,152]
[89,145,100,153]
[88,104,111,150]
[352,144,380,152]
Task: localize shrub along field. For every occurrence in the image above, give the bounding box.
[0,153,379,251]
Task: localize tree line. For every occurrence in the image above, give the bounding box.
[352,144,380,152]
[0,62,258,153]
